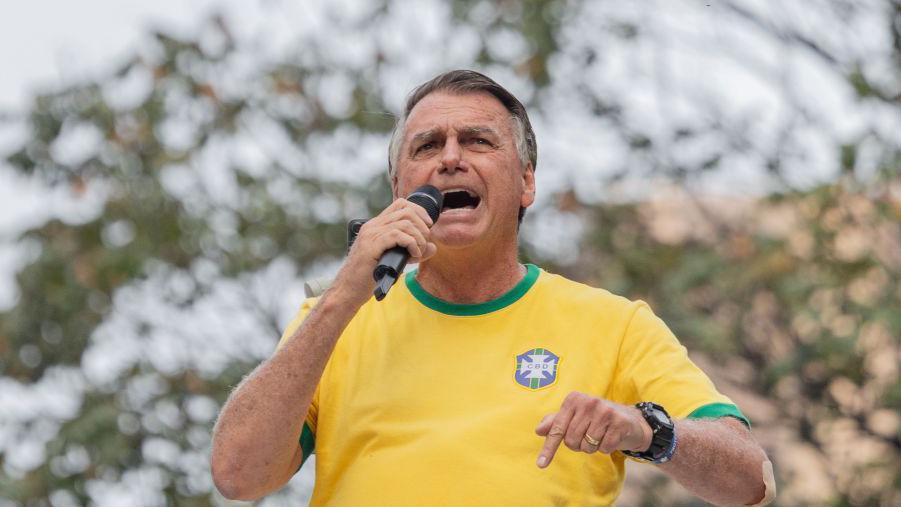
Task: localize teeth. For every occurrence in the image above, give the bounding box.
[442,188,478,198]
[440,204,477,213]
[440,187,481,215]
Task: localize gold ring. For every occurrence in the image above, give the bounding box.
[583,434,600,446]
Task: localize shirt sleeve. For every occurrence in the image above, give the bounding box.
[276,297,321,464]
[611,301,750,427]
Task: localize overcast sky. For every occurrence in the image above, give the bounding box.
[0,0,245,310]
[0,0,237,111]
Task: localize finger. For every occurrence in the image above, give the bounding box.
[537,408,574,468]
[392,219,428,254]
[404,199,435,227]
[394,198,434,229]
[385,197,408,214]
[403,205,435,234]
[413,242,438,263]
[386,206,433,239]
[358,201,406,235]
[376,229,422,259]
[370,215,427,255]
[580,420,603,454]
[360,207,432,264]
[580,437,600,454]
[598,427,623,455]
[564,407,592,451]
[535,413,556,436]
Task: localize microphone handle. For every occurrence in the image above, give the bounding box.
[373,246,407,301]
[373,246,408,283]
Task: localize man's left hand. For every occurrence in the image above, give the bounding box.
[534,392,652,468]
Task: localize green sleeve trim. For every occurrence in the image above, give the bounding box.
[686,402,751,428]
[299,422,315,468]
[405,264,539,316]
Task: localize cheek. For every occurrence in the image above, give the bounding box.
[394,171,426,197]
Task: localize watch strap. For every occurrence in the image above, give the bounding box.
[622,402,677,464]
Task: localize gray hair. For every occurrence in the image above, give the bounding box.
[387,70,537,178]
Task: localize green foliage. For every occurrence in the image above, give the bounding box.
[0,2,564,504]
[564,172,901,505]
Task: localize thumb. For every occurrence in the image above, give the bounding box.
[418,242,438,262]
[535,413,556,436]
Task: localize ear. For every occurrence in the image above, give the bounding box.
[520,163,536,208]
[390,173,399,199]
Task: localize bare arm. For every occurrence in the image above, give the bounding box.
[659,417,774,506]
[210,198,437,500]
[535,394,774,506]
[210,286,358,499]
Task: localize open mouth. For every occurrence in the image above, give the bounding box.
[441,189,481,213]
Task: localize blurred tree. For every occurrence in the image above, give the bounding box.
[562,171,900,506]
[0,0,898,506]
[0,2,564,504]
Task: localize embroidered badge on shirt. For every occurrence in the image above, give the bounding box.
[514,348,560,390]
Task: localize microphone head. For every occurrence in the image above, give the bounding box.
[406,185,444,223]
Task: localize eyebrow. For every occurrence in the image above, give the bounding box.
[409,128,441,149]
[408,125,501,149]
[459,126,500,138]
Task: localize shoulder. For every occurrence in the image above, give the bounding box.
[276,296,322,350]
[534,267,645,318]
[536,269,649,326]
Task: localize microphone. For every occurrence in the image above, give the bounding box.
[373,185,443,301]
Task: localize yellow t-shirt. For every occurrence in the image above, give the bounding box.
[276,264,747,506]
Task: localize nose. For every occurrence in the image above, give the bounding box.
[439,137,465,174]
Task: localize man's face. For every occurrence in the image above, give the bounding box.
[392,91,535,250]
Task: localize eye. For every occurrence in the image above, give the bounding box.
[468,137,492,147]
[415,142,436,153]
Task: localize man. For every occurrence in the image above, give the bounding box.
[211,70,775,505]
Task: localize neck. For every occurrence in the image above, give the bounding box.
[415,240,524,305]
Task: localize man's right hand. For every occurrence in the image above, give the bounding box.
[211,195,438,501]
[211,196,437,499]
[330,197,437,306]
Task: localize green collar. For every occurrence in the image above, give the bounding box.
[404,264,540,316]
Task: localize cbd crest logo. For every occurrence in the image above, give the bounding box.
[514,348,560,390]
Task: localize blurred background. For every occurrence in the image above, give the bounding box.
[0,0,898,505]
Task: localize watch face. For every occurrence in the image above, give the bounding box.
[651,409,670,426]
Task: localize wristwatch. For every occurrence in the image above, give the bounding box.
[622,402,677,464]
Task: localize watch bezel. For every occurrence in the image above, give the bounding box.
[622,401,677,464]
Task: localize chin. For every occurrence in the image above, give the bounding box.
[431,225,482,249]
